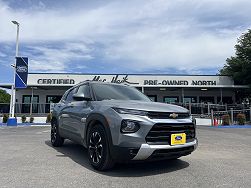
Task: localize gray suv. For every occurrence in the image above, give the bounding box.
[51,81,197,170]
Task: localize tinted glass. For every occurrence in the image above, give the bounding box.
[148,95,157,102]
[22,95,39,103]
[164,97,179,103]
[184,96,197,103]
[61,92,67,101]
[92,83,151,101]
[22,95,39,113]
[65,88,77,102]
[76,84,91,97]
[46,96,62,103]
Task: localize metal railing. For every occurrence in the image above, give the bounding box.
[1,102,251,118]
[170,102,228,115]
[211,108,251,125]
[0,103,54,115]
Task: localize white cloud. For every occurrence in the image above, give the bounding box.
[0,0,251,74]
[24,42,93,72]
[105,27,238,71]
[0,51,7,58]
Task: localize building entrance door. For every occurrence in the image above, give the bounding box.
[22,95,39,113]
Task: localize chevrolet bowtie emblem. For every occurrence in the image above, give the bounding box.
[169,113,178,119]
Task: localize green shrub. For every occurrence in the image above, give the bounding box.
[29,116,34,123]
[21,115,26,123]
[237,113,246,125]
[222,114,230,125]
[2,114,9,123]
[46,113,52,123]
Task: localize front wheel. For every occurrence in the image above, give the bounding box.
[51,120,64,147]
[87,124,114,171]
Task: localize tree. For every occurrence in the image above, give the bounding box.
[0,89,11,103]
[219,29,251,86]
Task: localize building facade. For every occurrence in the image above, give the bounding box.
[0,73,248,114]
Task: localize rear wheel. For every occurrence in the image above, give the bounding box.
[87,124,114,171]
[51,120,64,147]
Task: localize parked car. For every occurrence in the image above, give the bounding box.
[51,81,197,170]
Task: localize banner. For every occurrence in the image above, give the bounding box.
[15,57,28,88]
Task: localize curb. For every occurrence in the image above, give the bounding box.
[0,123,50,126]
[210,125,251,128]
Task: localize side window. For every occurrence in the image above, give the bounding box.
[76,84,91,98]
[66,88,77,102]
[60,92,68,102]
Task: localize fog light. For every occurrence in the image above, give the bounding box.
[121,120,140,133]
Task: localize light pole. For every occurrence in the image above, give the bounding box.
[7,21,19,126]
[29,87,37,116]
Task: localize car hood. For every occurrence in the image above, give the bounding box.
[94,100,188,113]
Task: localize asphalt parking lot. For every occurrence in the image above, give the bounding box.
[0,126,250,188]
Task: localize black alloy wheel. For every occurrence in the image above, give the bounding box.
[51,120,64,147]
[87,124,114,170]
[89,132,103,164]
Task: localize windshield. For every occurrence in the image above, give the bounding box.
[91,83,151,101]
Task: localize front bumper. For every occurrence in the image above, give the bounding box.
[111,139,197,161]
[132,139,198,160]
[105,109,197,161]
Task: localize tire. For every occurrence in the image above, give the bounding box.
[51,120,64,147]
[87,124,114,171]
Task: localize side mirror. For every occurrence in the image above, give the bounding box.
[72,93,91,101]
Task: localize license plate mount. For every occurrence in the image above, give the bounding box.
[171,133,186,145]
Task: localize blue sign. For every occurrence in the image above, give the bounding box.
[15,57,28,88]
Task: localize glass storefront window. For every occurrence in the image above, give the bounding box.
[46,95,62,113]
[199,96,214,104]
[46,96,62,103]
[184,96,197,103]
[148,95,157,102]
[217,97,233,104]
[163,96,179,103]
[22,95,39,113]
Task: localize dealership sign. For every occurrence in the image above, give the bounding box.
[92,75,217,86]
[92,75,140,84]
[15,57,28,88]
[30,74,234,87]
[37,79,75,85]
[143,80,217,86]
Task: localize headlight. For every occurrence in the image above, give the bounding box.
[121,120,140,133]
[112,107,148,116]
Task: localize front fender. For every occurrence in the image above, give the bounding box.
[84,113,113,149]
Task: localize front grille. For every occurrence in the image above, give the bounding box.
[147,112,190,119]
[152,146,194,155]
[145,123,195,145]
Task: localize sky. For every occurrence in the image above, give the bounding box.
[0,0,251,83]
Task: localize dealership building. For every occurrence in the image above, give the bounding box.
[0,73,249,114]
